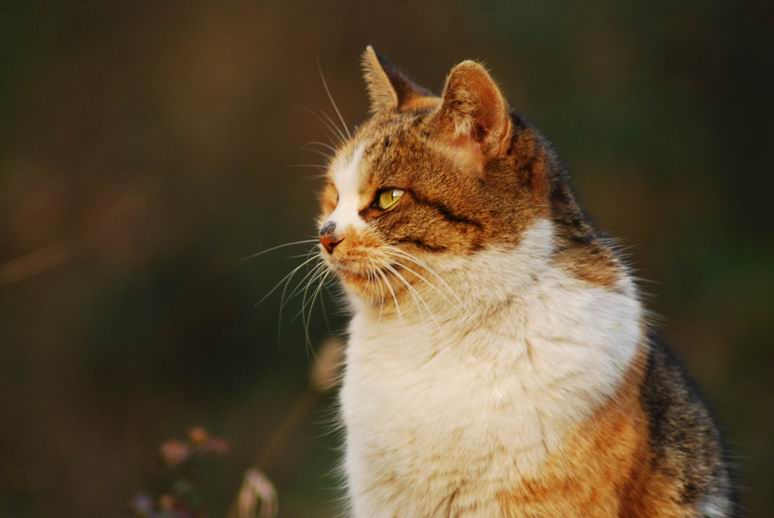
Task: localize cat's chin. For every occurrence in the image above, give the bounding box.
[336,267,371,284]
[333,268,387,304]
[327,263,371,291]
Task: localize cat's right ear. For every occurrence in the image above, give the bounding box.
[428,60,512,170]
[361,46,431,113]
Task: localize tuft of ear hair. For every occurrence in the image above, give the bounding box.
[361,46,433,113]
[432,61,512,161]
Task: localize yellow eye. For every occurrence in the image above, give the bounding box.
[376,189,404,210]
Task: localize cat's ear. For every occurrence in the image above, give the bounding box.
[361,46,431,113]
[431,61,512,164]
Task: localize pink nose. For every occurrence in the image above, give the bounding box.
[320,234,343,254]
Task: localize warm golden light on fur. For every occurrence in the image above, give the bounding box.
[318,47,734,517]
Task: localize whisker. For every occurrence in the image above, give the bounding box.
[367,257,386,321]
[305,141,338,155]
[301,175,329,182]
[382,250,457,308]
[296,262,327,314]
[255,252,321,307]
[286,250,323,259]
[379,259,441,330]
[383,247,463,306]
[317,57,352,140]
[283,263,322,309]
[285,261,327,312]
[283,243,324,306]
[300,267,331,352]
[284,164,328,170]
[302,145,334,162]
[297,265,324,355]
[374,266,404,329]
[296,104,346,145]
[277,253,323,344]
[307,270,331,341]
[316,108,348,145]
[242,239,319,261]
[319,284,332,334]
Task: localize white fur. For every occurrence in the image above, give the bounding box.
[699,495,731,517]
[339,219,643,516]
[325,143,367,233]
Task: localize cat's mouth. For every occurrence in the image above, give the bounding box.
[329,258,401,286]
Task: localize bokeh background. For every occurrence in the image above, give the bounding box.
[1,1,772,516]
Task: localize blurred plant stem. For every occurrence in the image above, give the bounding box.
[257,389,320,472]
[229,337,344,518]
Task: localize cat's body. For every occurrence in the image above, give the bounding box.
[316,47,734,517]
[343,225,645,516]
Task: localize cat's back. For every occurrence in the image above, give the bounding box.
[632,338,737,517]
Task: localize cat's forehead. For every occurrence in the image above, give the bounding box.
[329,111,432,189]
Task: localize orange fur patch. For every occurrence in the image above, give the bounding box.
[553,242,623,289]
[497,344,699,517]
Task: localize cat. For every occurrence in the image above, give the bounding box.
[315,46,735,517]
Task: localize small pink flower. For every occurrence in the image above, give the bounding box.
[188,426,209,445]
[159,439,190,467]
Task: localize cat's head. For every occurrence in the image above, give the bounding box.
[317,47,615,306]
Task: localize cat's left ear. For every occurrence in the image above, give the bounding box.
[361,46,432,113]
[431,61,512,165]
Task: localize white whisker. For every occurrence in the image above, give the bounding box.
[302,145,334,162]
[296,104,346,145]
[382,250,458,309]
[317,58,352,140]
[385,246,465,306]
[379,259,441,330]
[383,246,463,306]
[255,252,320,307]
[374,266,404,329]
[317,108,348,144]
[301,268,331,351]
[367,257,386,321]
[306,140,338,155]
[284,164,328,170]
[319,284,332,334]
[275,251,322,340]
[283,260,326,311]
[242,239,319,261]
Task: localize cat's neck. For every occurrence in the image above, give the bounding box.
[350,218,640,336]
[346,217,644,404]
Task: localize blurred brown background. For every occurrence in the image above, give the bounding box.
[1,1,772,516]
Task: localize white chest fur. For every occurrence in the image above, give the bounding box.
[338,220,642,517]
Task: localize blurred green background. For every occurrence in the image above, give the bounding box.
[1,1,772,516]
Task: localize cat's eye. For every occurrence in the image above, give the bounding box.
[375,189,404,210]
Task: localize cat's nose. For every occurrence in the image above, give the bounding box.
[320,233,344,254]
[319,222,343,254]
